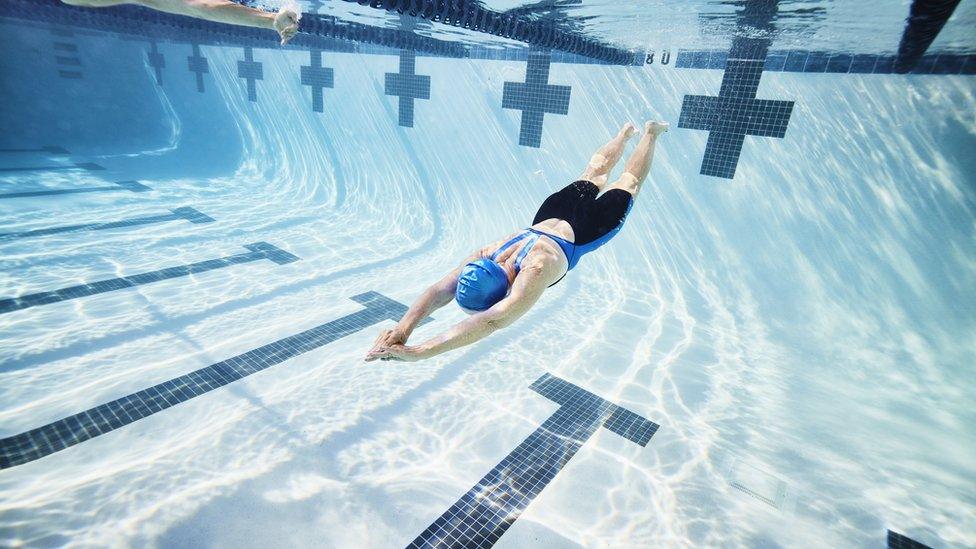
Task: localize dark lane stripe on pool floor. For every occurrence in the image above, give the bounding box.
[408,373,658,548]
[0,162,104,173]
[0,180,150,199]
[0,146,70,155]
[0,207,214,242]
[0,242,298,315]
[888,530,933,549]
[0,292,425,469]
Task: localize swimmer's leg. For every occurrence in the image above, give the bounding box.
[608,121,668,198]
[579,122,637,191]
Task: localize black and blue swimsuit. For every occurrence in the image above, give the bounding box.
[494,180,634,286]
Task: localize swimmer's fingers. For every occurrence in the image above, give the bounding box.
[366,340,401,361]
[366,348,403,362]
[372,328,407,349]
[371,329,393,348]
[365,347,388,362]
[365,343,419,362]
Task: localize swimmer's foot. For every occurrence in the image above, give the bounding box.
[274,7,300,45]
[645,121,669,138]
[619,122,638,139]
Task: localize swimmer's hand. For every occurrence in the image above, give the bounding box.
[366,328,424,361]
[274,8,299,45]
[365,343,427,362]
[370,327,407,349]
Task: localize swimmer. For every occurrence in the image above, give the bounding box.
[60,0,300,45]
[366,120,669,362]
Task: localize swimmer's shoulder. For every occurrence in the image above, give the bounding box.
[524,240,568,284]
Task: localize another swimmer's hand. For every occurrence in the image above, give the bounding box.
[365,343,428,362]
[274,8,299,45]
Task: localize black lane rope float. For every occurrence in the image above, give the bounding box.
[0,0,637,64]
[336,0,639,64]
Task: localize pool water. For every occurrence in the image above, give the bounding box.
[0,1,974,547]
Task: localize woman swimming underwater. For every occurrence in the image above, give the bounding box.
[366,121,669,362]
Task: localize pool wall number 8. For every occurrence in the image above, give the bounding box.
[645,49,671,65]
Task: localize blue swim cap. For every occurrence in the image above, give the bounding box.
[455,258,509,312]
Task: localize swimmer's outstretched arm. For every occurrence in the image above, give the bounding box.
[366,252,482,357]
[365,265,547,362]
[61,0,299,45]
[374,269,463,350]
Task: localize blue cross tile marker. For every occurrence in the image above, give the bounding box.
[147,41,165,86]
[0,206,213,242]
[409,373,658,548]
[0,180,149,200]
[300,49,334,113]
[237,47,263,102]
[384,50,430,128]
[187,44,208,93]
[0,292,430,469]
[678,0,793,179]
[0,241,297,315]
[678,73,794,178]
[502,49,571,148]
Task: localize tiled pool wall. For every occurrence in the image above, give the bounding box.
[3,0,972,176]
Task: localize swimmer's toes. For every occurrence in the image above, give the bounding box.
[645,121,670,136]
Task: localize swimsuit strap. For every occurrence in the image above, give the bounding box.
[513,233,540,273]
[489,230,539,275]
[527,227,576,269]
[490,230,532,261]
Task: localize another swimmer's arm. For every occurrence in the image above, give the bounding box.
[146,0,301,41]
[409,266,547,360]
[63,0,299,44]
[159,0,275,28]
